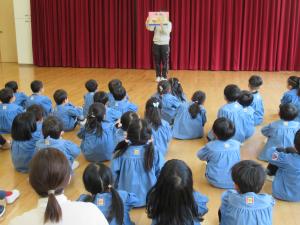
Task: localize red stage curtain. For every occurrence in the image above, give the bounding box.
[31,0,300,71]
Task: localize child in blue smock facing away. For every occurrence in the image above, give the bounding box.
[115,111,139,144]
[146,159,209,225]
[156,80,181,125]
[78,163,139,225]
[267,130,300,202]
[237,91,255,139]
[248,75,264,125]
[197,118,241,189]
[78,103,118,162]
[0,88,24,133]
[219,160,275,225]
[259,103,300,161]
[207,84,248,142]
[93,91,122,122]
[173,91,207,140]
[52,89,84,131]
[25,80,52,116]
[5,81,28,108]
[168,77,187,102]
[11,112,43,173]
[107,79,123,107]
[83,79,98,117]
[110,86,137,114]
[36,116,80,170]
[26,104,44,136]
[281,76,299,105]
[111,119,164,207]
[144,97,172,156]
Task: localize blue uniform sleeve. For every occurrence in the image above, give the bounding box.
[197,146,210,161]
[281,93,292,105]
[220,191,229,216]
[268,151,289,168]
[125,192,140,208]
[201,107,207,126]
[42,96,53,113]
[67,104,83,118]
[111,157,121,187]
[65,140,81,159]
[194,193,209,216]
[217,107,226,118]
[128,103,138,112]
[154,149,164,177]
[261,124,273,137]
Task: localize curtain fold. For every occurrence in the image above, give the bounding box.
[31,0,300,71]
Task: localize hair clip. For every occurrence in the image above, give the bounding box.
[147,139,153,145]
[153,102,160,108]
[89,114,96,118]
[159,86,163,92]
[48,190,55,195]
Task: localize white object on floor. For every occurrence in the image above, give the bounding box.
[266,175,274,182]
[6,189,20,204]
[72,160,80,170]
[156,77,161,82]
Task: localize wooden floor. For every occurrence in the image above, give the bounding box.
[0,62,299,225]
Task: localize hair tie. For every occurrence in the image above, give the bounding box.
[153,102,159,108]
[125,139,132,145]
[159,86,163,92]
[147,139,153,145]
[48,190,55,195]
[108,184,112,189]
[89,114,96,118]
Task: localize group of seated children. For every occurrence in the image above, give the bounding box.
[2,74,300,224]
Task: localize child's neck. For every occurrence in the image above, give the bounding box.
[33,91,42,95]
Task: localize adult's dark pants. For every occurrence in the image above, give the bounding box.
[153,44,169,78]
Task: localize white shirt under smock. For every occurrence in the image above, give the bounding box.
[146,22,172,45]
[9,194,109,225]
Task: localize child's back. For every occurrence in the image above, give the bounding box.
[220,190,274,225]
[5,81,28,108]
[151,119,172,156]
[281,76,299,105]
[0,103,23,133]
[25,94,52,115]
[251,92,264,125]
[160,93,181,124]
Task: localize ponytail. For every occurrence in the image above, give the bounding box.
[145,98,162,130]
[144,142,154,171]
[114,140,130,158]
[169,78,185,101]
[109,187,124,225]
[44,191,62,223]
[188,102,201,119]
[86,114,103,136]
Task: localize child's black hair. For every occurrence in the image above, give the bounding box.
[0,88,14,103]
[11,112,37,141]
[112,86,126,101]
[118,111,139,131]
[31,80,43,93]
[42,116,63,139]
[157,80,171,96]
[146,159,202,225]
[93,91,109,105]
[231,160,266,194]
[108,79,122,94]
[189,91,206,119]
[26,104,44,122]
[287,76,299,90]
[212,117,235,141]
[5,81,18,93]
[293,129,300,154]
[53,89,68,105]
[238,91,254,107]
[114,119,154,171]
[279,103,298,121]
[145,97,162,130]
[168,78,185,101]
[224,84,241,102]
[85,103,105,136]
[82,163,124,225]
[85,79,98,92]
[248,75,263,89]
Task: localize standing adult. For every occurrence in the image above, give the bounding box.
[146,13,172,82]
[9,148,108,225]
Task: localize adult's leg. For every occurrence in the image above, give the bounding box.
[153,44,162,77]
[161,44,170,78]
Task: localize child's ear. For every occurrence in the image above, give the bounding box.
[60,131,64,137]
[234,183,239,191]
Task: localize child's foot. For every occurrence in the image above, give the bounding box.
[0,205,5,217]
[72,161,80,170]
[0,140,11,150]
[266,175,274,182]
[6,190,20,204]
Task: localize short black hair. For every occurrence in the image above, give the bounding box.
[93,91,109,105]
[287,76,299,89]
[231,160,266,194]
[26,104,44,122]
[224,84,241,102]
[108,79,122,94]
[42,116,63,139]
[294,129,300,153]
[0,88,14,103]
[248,75,263,88]
[53,89,68,105]
[85,79,98,92]
[11,112,37,141]
[31,80,43,93]
[112,86,126,101]
[5,81,18,93]
[212,117,235,141]
[279,103,298,121]
[238,91,254,107]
